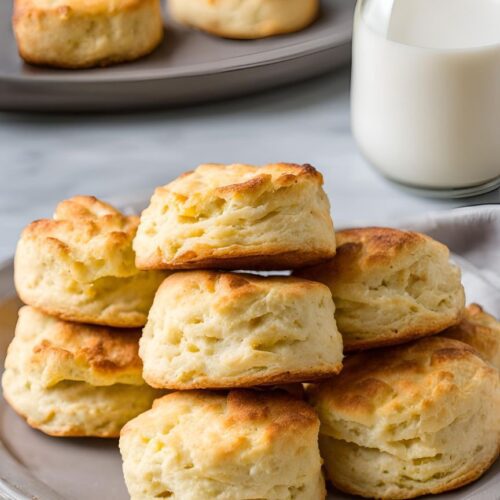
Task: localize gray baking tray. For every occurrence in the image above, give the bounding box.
[0,0,354,112]
[0,258,498,499]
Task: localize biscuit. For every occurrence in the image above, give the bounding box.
[440,303,500,370]
[120,390,326,500]
[308,336,500,499]
[13,0,164,68]
[297,227,465,351]
[140,271,343,389]
[169,0,319,39]
[15,196,166,328]
[1,306,161,437]
[134,163,336,270]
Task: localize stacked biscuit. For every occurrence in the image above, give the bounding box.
[122,163,343,499]
[2,196,166,437]
[297,229,499,499]
[13,0,319,68]
[126,162,498,499]
[2,164,499,499]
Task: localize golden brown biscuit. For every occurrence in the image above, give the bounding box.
[440,303,500,370]
[140,271,343,389]
[134,163,336,270]
[13,0,164,68]
[308,336,500,499]
[297,227,465,351]
[1,306,161,437]
[169,0,319,39]
[120,390,326,499]
[15,195,166,327]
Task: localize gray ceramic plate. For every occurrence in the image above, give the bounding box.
[0,0,354,112]
[0,259,498,499]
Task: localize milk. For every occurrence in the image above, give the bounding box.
[351,0,500,191]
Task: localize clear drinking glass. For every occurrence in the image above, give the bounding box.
[351,0,500,198]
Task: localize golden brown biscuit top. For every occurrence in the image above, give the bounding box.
[11,306,144,387]
[154,163,323,199]
[335,226,443,267]
[442,304,500,369]
[310,336,496,427]
[300,227,446,279]
[451,303,499,336]
[157,270,329,305]
[150,389,318,431]
[19,195,140,279]
[16,0,143,15]
[465,303,498,321]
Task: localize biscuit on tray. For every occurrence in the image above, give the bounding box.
[120,389,326,500]
[15,195,166,328]
[308,336,500,499]
[12,0,164,68]
[1,306,161,437]
[140,271,343,389]
[169,0,319,39]
[133,163,336,270]
[440,303,500,370]
[297,227,465,351]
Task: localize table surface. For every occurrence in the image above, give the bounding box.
[1,67,498,262]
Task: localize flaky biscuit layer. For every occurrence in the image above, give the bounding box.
[134,163,336,270]
[2,306,161,437]
[13,0,164,68]
[440,303,500,370]
[308,337,500,499]
[120,390,325,499]
[140,271,343,389]
[15,196,166,327]
[298,227,465,350]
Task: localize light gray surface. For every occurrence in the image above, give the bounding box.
[0,67,498,261]
[0,0,353,111]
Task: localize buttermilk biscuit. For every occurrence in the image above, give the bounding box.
[134,163,336,270]
[1,306,161,437]
[15,195,166,328]
[440,303,500,370]
[120,390,326,500]
[140,271,343,389]
[13,0,164,68]
[297,227,465,351]
[169,0,319,39]
[308,336,500,499]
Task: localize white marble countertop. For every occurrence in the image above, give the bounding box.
[1,67,498,262]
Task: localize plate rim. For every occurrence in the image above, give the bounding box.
[0,1,353,84]
[0,30,351,84]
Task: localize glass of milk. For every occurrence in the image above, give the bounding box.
[351,0,500,197]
